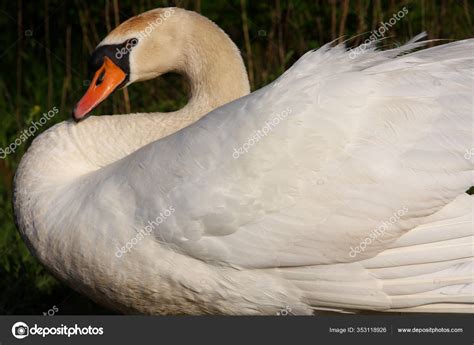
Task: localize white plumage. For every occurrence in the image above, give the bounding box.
[14,8,473,314]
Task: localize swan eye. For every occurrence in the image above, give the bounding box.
[96,70,106,86]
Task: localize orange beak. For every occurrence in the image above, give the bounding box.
[72,56,127,122]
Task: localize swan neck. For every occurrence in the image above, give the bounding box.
[176,20,250,120]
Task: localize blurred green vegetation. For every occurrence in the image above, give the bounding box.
[0,0,472,314]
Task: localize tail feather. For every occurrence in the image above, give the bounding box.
[280,194,473,313]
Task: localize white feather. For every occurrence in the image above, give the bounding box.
[14,34,474,314]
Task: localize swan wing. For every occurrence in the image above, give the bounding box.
[123,37,473,271]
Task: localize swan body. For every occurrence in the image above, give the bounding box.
[14,8,473,314]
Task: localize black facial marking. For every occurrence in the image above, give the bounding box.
[88,38,138,88]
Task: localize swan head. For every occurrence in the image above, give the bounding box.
[72,7,249,122]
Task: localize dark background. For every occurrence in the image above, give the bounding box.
[0,0,472,315]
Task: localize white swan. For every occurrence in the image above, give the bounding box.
[14,7,473,314]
